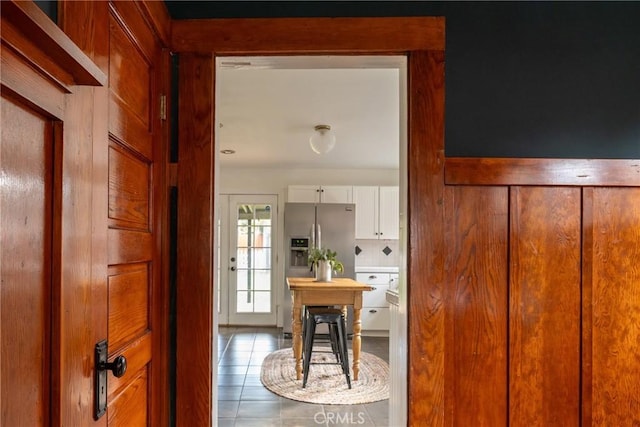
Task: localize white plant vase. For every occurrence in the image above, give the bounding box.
[315,260,332,282]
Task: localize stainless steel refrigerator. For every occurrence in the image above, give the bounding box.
[283,202,355,335]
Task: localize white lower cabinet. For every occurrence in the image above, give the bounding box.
[361,307,390,331]
[357,272,398,334]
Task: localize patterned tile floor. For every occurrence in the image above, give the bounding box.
[217,326,390,427]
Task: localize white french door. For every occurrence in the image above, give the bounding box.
[218,194,278,325]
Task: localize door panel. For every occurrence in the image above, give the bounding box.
[106,3,162,424]
[108,264,150,352]
[0,95,53,427]
[108,368,149,426]
[108,145,151,228]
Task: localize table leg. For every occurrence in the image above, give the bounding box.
[352,307,362,381]
[292,305,303,380]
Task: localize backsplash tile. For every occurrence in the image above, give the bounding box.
[354,239,399,267]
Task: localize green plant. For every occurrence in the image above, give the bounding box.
[307,247,344,274]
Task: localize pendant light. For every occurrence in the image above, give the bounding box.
[309,124,336,154]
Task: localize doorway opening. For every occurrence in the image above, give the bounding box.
[213,55,408,422]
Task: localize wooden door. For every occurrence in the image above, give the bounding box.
[105,2,166,425]
[2,1,169,425]
[0,94,55,427]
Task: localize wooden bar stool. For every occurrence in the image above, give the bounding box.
[302,307,351,389]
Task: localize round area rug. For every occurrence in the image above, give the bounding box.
[260,347,389,405]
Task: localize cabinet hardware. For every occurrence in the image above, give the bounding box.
[369,309,378,313]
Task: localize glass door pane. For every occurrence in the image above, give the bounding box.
[228,195,277,325]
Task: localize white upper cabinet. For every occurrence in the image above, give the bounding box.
[353,186,399,240]
[287,185,353,203]
[353,186,379,239]
[378,186,400,239]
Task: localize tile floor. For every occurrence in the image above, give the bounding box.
[217,326,390,427]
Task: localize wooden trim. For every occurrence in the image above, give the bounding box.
[407,50,446,425]
[445,157,640,187]
[137,0,172,46]
[176,53,215,427]
[1,0,106,87]
[150,46,172,427]
[174,17,445,426]
[171,17,445,53]
[1,46,66,119]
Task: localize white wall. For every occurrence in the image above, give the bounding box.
[219,167,399,193]
[219,167,399,327]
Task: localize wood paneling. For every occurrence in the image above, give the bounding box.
[446,157,640,187]
[57,3,110,426]
[107,332,152,400]
[110,1,162,63]
[407,50,446,426]
[108,368,149,427]
[109,11,154,160]
[2,1,169,425]
[177,52,215,427]
[444,186,508,426]
[108,145,150,229]
[109,16,151,130]
[108,264,150,352]
[1,95,53,427]
[509,187,581,426]
[172,17,445,53]
[137,0,172,46]
[583,187,640,426]
[108,228,152,265]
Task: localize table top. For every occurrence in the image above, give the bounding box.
[286,277,373,291]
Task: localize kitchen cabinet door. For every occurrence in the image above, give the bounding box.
[321,185,352,203]
[353,186,379,239]
[287,185,352,203]
[379,186,400,239]
[357,272,392,333]
[353,185,399,239]
[287,185,321,203]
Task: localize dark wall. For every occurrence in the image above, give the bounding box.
[165,1,640,158]
[35,0,57,23]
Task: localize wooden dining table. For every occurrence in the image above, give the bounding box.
[286,277,373,381]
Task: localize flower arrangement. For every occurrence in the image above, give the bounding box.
[308,248,344,281]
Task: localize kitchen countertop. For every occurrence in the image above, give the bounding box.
[355,266,399,273]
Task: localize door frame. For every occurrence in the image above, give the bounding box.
[174,17,445,426]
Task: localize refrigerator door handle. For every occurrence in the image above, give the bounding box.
[317,223,322,250]
[310,224,315,249]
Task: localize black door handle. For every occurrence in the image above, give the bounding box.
[100,355,127,378]
[94,340,127,419]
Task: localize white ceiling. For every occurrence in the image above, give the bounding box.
[216,56,405,170]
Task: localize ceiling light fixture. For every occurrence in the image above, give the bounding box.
[309,124,336,154]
